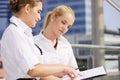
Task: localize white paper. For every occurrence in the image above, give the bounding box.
[61,66,107,80]
[75,66,107,80]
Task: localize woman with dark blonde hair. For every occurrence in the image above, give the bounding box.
[34,5,79,80]
[0,0,80,80]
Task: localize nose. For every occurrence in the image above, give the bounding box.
[64,25,68,30]
[62,25,68,32]
[38,14,41,21]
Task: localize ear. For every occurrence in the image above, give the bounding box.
[24,4,31,14]
[50,13,56,21]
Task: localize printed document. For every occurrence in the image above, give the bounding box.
[62,66,107,80]
[76,66,107,80]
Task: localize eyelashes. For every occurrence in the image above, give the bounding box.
[61,21,71,29]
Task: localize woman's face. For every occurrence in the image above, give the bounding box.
[52,13,74,37]
[26,2,42,27]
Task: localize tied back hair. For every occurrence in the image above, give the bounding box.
[43,5,75,29]
[10,0,42,13]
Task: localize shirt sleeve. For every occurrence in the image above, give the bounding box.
[68,43,78,68]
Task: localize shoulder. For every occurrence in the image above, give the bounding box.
[2,24,21,39]
[34,33,46,46]
[59,36,71,46]
[34,34,41,40]
[34,34,42,43]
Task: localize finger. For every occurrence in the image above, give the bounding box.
[78,71,83,76]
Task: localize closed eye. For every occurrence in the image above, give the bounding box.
[61,20,71,29]
[61,21,66,25]
[38,10,42,14]
[67,26,71,29]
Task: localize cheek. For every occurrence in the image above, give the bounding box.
[52,21,59,29]
[30,10,37,18]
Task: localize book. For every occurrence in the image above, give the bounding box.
[76,66,107,80]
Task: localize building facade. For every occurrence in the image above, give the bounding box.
[0,0,92,39]
[0,0,11,39]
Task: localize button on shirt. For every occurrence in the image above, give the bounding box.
[34,32,78,67]
[0,16,42,80]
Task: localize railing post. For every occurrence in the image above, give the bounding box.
[118,55,120,71]
[87,55,94,69]
[92,0,105,67]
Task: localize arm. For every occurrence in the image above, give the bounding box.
[68,44,78,69]
[27,64,79,79]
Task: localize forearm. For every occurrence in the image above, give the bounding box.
[40,75,62,80]
[28,64,67,77]
[28,63,79,79]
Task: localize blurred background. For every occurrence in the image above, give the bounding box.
[0,0,120,80]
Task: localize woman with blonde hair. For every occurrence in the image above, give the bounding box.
[0,0,80,80]
[34,5,79,80]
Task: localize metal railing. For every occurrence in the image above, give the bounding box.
[106,0,120,12]
[72,44,120,50]
[71,44,120,71]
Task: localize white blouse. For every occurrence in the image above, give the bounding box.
[0,16,42,80]
[34,32,78,68]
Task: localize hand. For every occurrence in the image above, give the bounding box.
[54,66,81,80]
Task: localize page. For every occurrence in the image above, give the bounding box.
[75,66,107,80]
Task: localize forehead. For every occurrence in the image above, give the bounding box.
[33,2,42,9]
[59,13,75,24]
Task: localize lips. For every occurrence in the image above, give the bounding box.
[59,29,64,34]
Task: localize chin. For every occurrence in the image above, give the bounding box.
[32,26,36,28]
[57,34,61,37]
[30,24,36,28]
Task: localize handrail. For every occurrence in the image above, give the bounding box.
[106,0,120,12]
[71,44,120,72]
[72,44,120,50]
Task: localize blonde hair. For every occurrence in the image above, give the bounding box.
[10,0,42,13]
[43,5,75,29]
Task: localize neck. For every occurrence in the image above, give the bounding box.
[14,12,29,27]
[42,27,57,41]
[42,29,58,47]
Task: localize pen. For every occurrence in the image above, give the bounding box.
[75,66,85,70]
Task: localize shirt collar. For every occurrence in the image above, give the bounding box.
[10,16,32,34]
[39,31,51,42]
[39,31,63,42]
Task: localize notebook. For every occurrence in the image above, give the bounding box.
[76,66,107,80]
